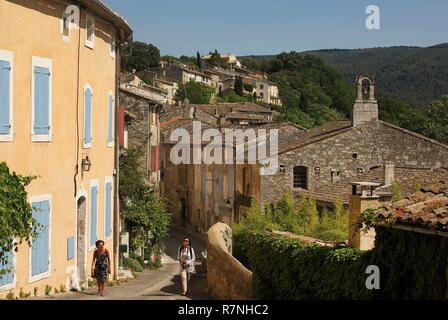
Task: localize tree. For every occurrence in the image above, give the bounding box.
[206,51,228,69]
[234,76,244,96]
[119,148,170,266]
[175,81,215,104]
[0,162,36,274]
[196,51,203,70]
[121,41,160,72]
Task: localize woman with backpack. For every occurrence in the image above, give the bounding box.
[178,238,195,296]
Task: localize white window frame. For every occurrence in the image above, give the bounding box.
[28,194,52,284]
[31,56,52,142]
[104,176,113,241]
[0,49,13,142]
[89,179,99,252]
[85,14,95,49]
[107,91,114,148]
[0,239,17,292]
[83,84,93,149]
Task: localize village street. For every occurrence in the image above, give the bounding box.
[34,226,214,300]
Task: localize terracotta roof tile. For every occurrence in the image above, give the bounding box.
[374,181,448,231]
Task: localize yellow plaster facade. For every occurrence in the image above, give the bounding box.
[0,0,130,297]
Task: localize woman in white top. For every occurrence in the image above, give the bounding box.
[177,238,195,296]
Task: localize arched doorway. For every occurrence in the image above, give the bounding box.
[77,196,87,285]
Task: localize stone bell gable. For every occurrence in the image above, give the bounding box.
[352,75,379,127]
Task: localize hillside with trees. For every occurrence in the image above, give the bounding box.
[240,48,448,144]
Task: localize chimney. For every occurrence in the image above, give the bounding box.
[352,75,378,127]
[188,106,195,119]
[384,162,395,187]
[348,182,381,250]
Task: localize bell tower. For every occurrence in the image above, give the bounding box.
[352,75,378,127]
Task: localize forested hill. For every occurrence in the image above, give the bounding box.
[242,43,448,107]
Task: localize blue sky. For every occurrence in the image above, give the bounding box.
[104,0,448,57]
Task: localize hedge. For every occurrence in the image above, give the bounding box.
[234,227,448,300]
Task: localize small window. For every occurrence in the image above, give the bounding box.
[352,153,358,159]
[331,171,342,182]
[293,166,308,189]
[85,14,95,49]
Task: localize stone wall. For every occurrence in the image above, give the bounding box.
[260,120,448,206]
[207,223,253,300]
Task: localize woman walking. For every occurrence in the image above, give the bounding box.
[91,240,111,296]
[178,238,195,296]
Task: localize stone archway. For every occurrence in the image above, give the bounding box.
[356,75,375,101]
[77,196,87,285]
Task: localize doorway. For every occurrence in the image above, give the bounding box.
[77,196,87,285]
[180,198,187,227]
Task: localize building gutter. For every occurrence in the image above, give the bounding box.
[381,223,448,238]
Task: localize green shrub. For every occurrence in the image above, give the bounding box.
[44,285,52,296]
[235,227,448,300]
[123,257,144,272]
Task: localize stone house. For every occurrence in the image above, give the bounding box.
[119,87,163,186]
[120,74,172,104]
[159,103,301,234]
[258,76,448,207]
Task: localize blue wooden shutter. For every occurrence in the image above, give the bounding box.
[84,88,92,144]
[90,186,98,246]
[67,237,75,260]
[31,201,50,276]
[34,67,50,135]
[0,60,11,135]
[105,182,112,238]
[107,95,113,144]
[0,247,14,287]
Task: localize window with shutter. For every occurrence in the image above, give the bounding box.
[32,57,52,142]
[105,180,112,239]
[0,245,14,289]
[34,67,50,135]
[84,86,93,148]
[0,59,11,137]
[90,184,98,247]
[30,199,50,280]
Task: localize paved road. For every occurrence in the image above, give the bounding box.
[37,225,214,300]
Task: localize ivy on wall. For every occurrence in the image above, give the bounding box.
[0,162,36,275]
[234,227,448,300]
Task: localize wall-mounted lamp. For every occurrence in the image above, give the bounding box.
[81,156,92,175]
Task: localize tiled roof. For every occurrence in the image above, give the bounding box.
[277,120,353,155]
[374,181,448,231]
[298,166,448,206]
